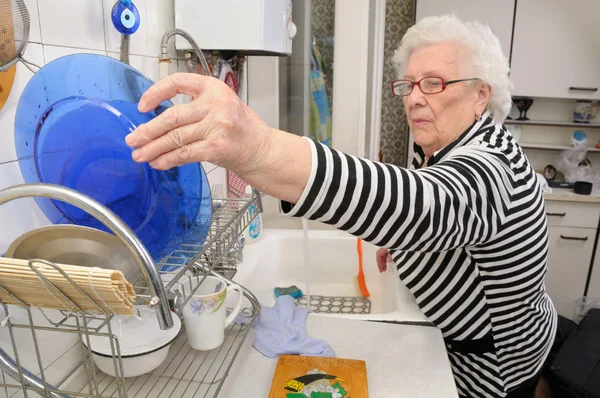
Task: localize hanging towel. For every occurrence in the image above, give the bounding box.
[309,42,332,147]
[253,295,335,358]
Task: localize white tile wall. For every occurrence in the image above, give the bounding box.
[0,161,50,254]
[43,45,105,63]
[38,0,106,50]
[0,43,44,163]
[107,52,178,84]
[23,0,42,43]
[206,166,227,195]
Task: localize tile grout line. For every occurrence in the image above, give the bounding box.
[35,42,105,53]
[35,0,46,65]
[34,0,44,45]
[100,0,108,54]
[29,43,186,61]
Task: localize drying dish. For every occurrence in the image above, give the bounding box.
[14,53,212,261]
[6,224,143,283]
[83,305,182,377]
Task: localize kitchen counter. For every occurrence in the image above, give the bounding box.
[544,187,600,203]
[218,315,458,397]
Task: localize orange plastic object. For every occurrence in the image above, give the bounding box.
[356,238,370,298]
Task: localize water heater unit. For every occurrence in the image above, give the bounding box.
[174,0,296,56]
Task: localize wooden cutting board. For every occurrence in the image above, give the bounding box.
[268,355,368,398]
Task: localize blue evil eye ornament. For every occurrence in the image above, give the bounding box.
[111,0,140,35]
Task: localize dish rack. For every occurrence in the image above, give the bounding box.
[0,183,262,398]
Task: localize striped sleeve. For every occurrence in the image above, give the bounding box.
[282,138,502,252]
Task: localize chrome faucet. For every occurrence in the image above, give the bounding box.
[232,235,245,263]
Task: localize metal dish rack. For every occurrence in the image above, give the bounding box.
[0,183,262,398]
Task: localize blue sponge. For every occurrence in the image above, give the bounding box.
[274,285,304,299]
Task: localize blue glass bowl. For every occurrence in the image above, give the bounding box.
[15,54,212,263]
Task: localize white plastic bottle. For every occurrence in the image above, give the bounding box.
[244,185,263,244]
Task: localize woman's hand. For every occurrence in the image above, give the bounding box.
[125,73,312,203]
[125,73,272,173]
[376,248,393,273]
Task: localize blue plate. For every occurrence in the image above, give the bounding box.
[15,54,212,263]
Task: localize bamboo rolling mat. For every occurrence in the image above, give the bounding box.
[0,258,136,315]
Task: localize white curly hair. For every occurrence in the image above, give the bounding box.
[393,14,513,123]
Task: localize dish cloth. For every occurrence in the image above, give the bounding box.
[253,295,335,358]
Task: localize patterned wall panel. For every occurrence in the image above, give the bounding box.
[309,0,414,165]
[380,0,414,166]
[311,0,336,109]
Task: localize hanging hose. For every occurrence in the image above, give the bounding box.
[120,34,130,65]
[160,29,211,78]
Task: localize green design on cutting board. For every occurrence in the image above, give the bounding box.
[284,369,349,398]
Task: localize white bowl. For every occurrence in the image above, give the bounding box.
[83,306,182,378]
[91,345,172,378]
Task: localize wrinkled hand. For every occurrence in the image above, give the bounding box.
[376,248,393,273]
[125,73,272,173]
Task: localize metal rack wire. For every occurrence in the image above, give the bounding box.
[136,194,261,315]
[0,184,262,398]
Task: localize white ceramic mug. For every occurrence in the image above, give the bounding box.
[182,276,244,351]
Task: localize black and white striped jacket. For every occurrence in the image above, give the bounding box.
[282,112,557,397]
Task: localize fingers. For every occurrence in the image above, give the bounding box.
[148,140,211,170]
[376,248,389,273]
[131,120,207,163]
[126,102,208,148]
[137,73,208,113]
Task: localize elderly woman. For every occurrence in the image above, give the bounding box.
[126,15,556,398]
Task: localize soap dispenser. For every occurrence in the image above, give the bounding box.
[244,185,263,244]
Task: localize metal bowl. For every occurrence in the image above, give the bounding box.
[6,225,143,283]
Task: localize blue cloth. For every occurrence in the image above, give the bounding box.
[253,295,335,358]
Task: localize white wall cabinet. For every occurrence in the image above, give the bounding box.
[415,0,515,60]
[416,0,600,101]
[510,0,600,100]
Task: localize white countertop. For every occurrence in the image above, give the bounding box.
[218,315,458,398]
[544,187,600,203]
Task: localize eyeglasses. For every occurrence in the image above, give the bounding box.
[391,77,480,97]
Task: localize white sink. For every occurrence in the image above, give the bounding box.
[232,229,429,323]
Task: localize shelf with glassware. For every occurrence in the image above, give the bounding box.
[508,97,600,126]
[506,97,600,153]
[518,142,600,152]
[506,123,600,158]
[505,120,600,129]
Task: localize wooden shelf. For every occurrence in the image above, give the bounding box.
[519,142,600,152]
[505,120,600,129]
